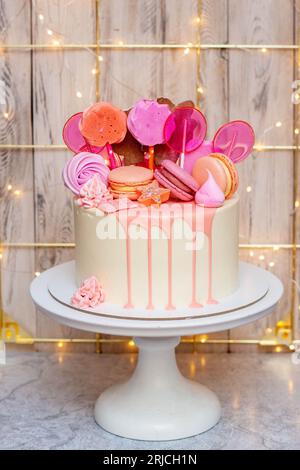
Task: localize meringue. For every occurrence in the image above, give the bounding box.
[195,170,225,208]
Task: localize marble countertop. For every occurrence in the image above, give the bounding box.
[0,350,299,450]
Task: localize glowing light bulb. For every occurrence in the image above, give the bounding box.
[269,261,275,267]
[275,121,282,128]
[38,14,44,22]
[52,39,60,46]
[246,186,252,193]
[261,47,267,53]
[273,245,280,251]
[0,253,3,260]
[259,255,265,261]
[98,55,103,62]
[295,200,300,208]
[197,86,204,94]
[91,68,97,75]
[128,340,135,347]
[35,271,41,277]
[295,128,299,135]
[14,189,21,196]
[196,17,201,24]
[58,342,63,348]
[47,29,53,36]
[256,144,263,151]
[76,91,82,98]
[7,184,12,190]
[118,40,124,46]
[183,47,190,55]
[275,346,282,353]
[249,251,254,257]
[3,112,9,119]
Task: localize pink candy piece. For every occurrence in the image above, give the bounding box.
[213,120,255,164]
[63,112,104,154]
[183,140,214,174]
[71,276,105,308]
[62,152,110,196]
[164,106,207,153]
[127,99,171,146]
[78,174,113,209]
[195,170,225,208]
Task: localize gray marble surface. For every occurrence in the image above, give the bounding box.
[0,350,299,450]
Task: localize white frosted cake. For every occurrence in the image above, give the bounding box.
[74,196,239,310]
[62,98,254,312]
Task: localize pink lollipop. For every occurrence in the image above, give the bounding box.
[62,152,110,195]
[63,113,104,155]
[213,120,255,163]
[127,99,171,170]
[164,106,207,168]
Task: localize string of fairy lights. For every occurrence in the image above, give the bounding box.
[0,3,299,348]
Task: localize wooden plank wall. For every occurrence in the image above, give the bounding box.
[0,0,298,352]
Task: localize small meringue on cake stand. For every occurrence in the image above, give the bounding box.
[30,261,282,441]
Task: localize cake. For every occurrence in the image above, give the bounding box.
[62,99,255,312]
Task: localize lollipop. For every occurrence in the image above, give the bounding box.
[127,99,171,170]
[62,152,110,195]
[163,106,207,168]
[213,120,255,164]
[63,112,103,155]
[79,102,127,170]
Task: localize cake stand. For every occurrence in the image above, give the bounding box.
[30,262,283,441]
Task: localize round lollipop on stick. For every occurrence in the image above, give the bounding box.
[163,106,207,168]
[63,112,104,155]
[79,102,127,170]
[213,120,255,163]
[127,99,171,170]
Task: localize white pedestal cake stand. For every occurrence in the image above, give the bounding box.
[30,262,283,441]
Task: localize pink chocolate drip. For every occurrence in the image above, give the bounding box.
[189,204,203,308]
[165,215,175,310]
[204,207,218,304]
[114,202,218,310]
[116,211,137,309]
[146,209,154,310]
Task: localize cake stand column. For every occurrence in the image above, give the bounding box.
[94,336,221,440]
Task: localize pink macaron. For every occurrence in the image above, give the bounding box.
[154,160,199,201]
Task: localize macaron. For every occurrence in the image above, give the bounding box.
[109,165,153,200]
[154,160,199,201]
[192,153,238,199]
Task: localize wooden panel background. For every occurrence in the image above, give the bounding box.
[0,0,299,352]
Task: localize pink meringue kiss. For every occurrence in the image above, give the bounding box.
[127,99,171,146]
[71,276,105,308]
[195,170,225,208]
[62,152,110,195]
[78,174,113,209]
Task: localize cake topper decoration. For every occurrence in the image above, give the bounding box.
[62,152,110,195]
[127,99,171,170]
[63,112,103,155]
[78,174,113,209]
[137,180,170,207]
[163,106,207,168]
[79,102,127,170]
[71,276,105,308]
[195,170,225,208]
[212,120,255,164]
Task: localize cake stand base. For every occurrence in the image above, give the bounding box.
[94,336,221,441]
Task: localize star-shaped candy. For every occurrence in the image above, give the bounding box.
[137,180,170,207]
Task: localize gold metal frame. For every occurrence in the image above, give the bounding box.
[0,0,298,351]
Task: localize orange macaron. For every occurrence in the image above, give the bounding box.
[192,153,238,199]
[109,165,154,200]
